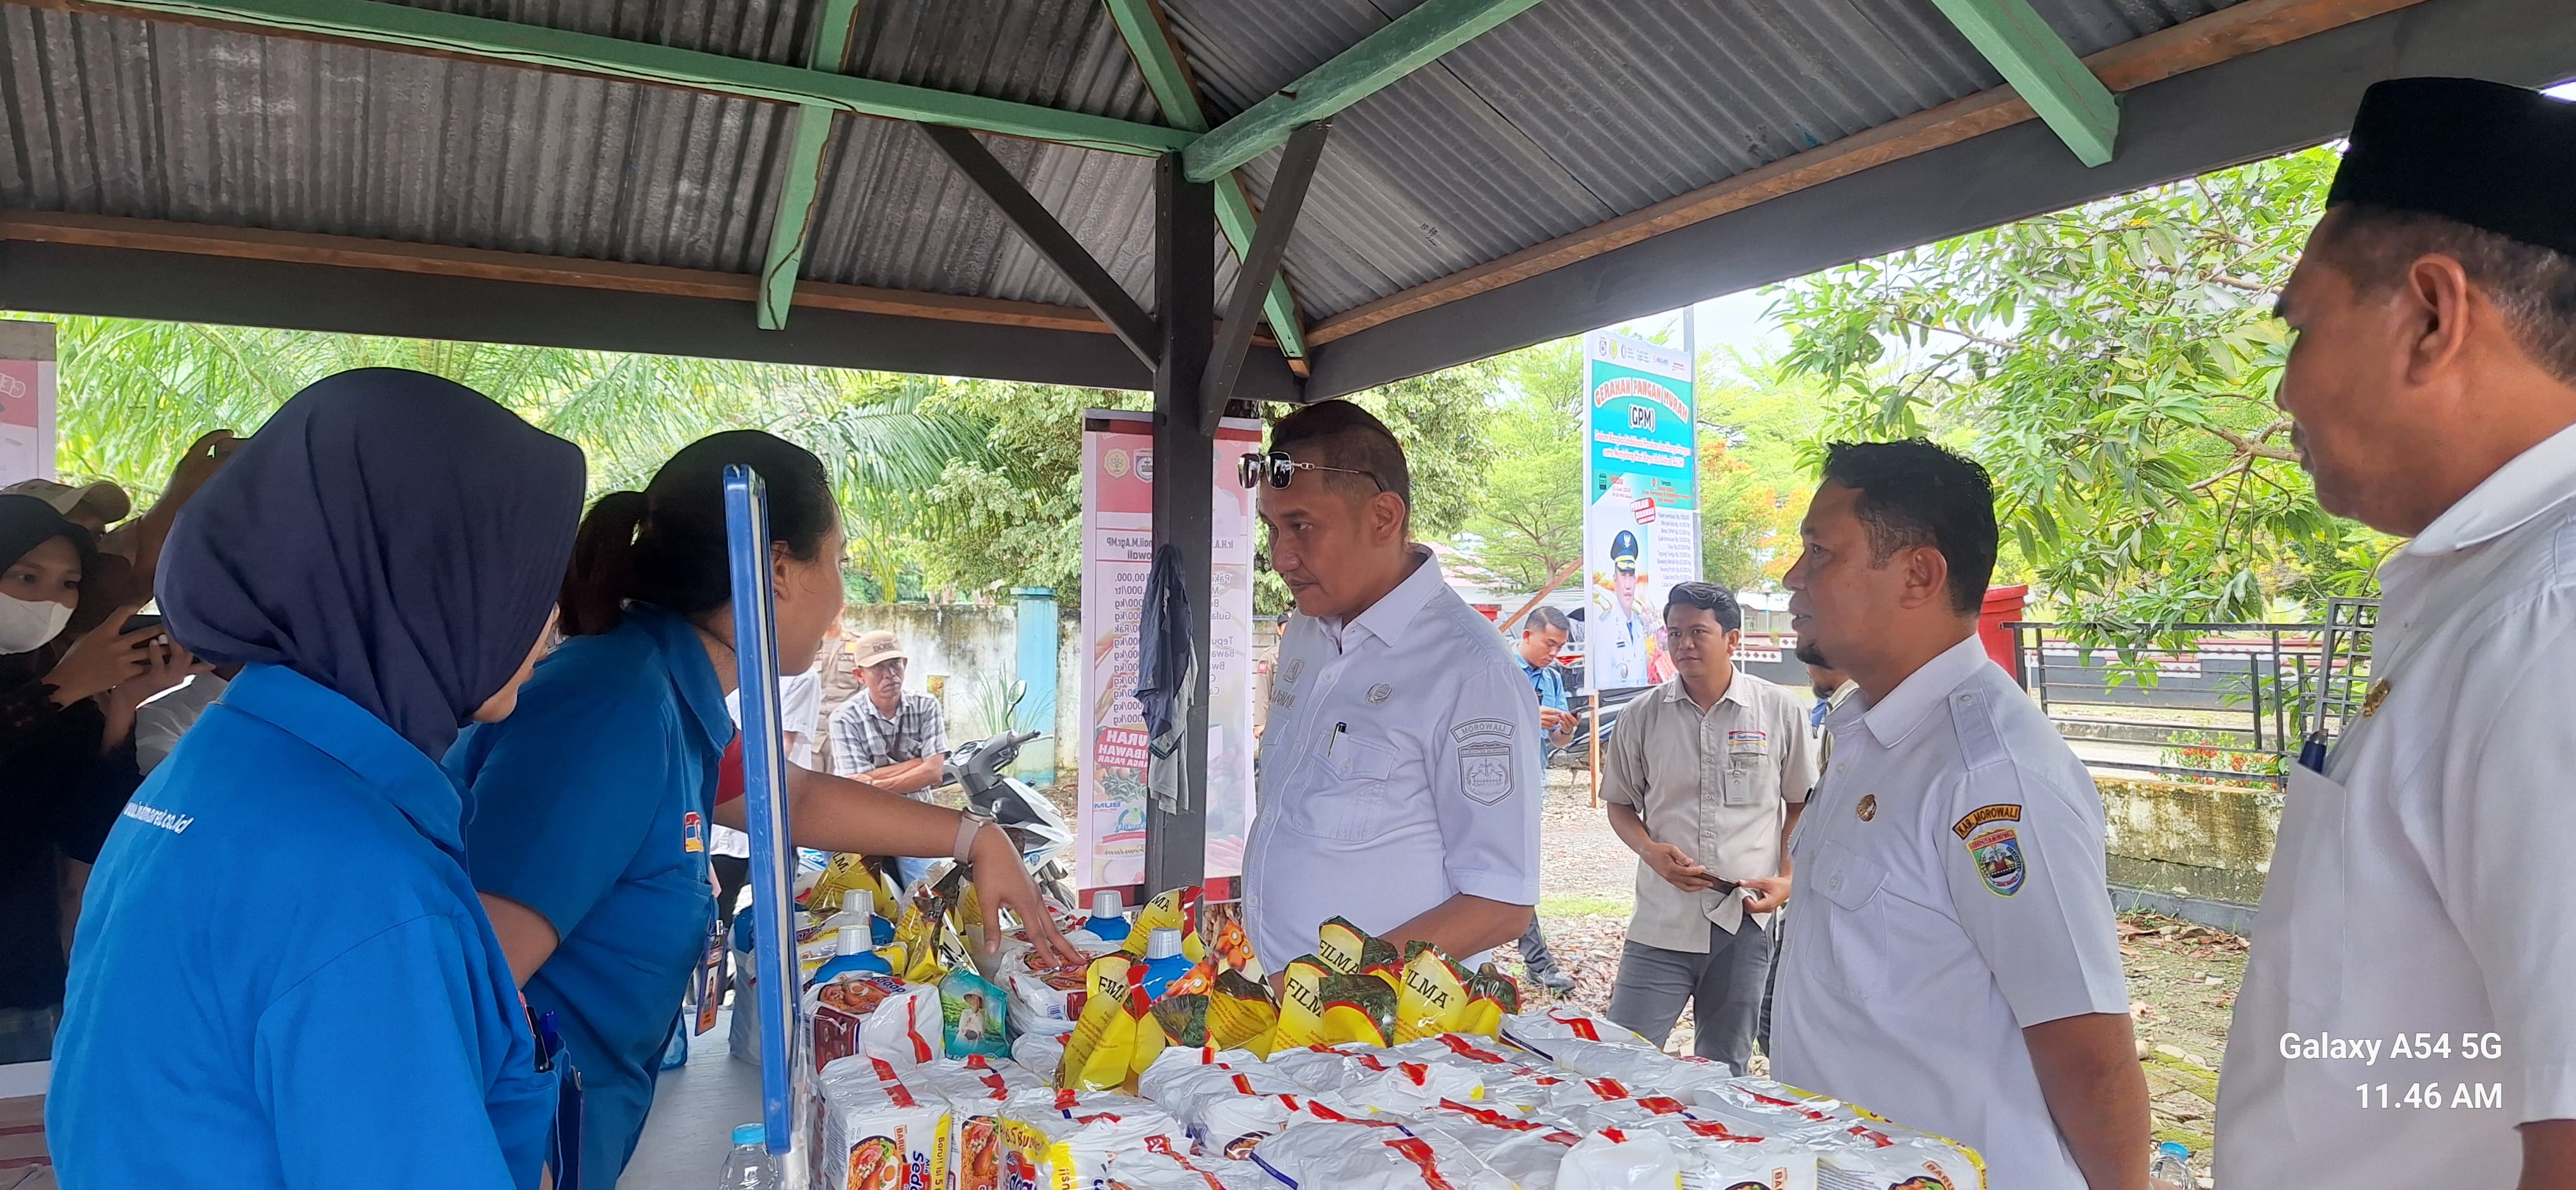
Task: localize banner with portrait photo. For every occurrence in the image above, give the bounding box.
[1580,329,1698,692]
[1076,411,1261,892]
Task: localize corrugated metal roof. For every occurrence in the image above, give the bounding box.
[3,0,2251,335]
[1171,0,2243,316]
[0,4,788,272]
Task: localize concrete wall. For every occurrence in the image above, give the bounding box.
[833,603,1083,781]
[2097,774,2281,907]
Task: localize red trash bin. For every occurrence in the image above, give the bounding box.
[1977,583,2029,678]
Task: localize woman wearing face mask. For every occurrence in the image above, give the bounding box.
[48,370,587,1189]
[0,495,196,1064]
[455,430,1079,1183]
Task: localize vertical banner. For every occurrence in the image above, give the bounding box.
[1581,330,1699,692]
[0,320,59,486]
[1076,411,1261,892]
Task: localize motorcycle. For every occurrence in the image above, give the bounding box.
[939,682,1080,911]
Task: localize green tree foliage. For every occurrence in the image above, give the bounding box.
[1694,356,1830,591]
[16,313,985,591]
[1767,147,2390,624]
[1452,344,1580,594]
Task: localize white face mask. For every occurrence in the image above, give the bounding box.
[0,593,74,655]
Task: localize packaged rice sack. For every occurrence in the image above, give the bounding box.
[1244,1117,1515,1190]
[1100,1141,1275,1190]
[905,1056,1042,1190]
[1134,1047,1308,1156]
[1384,1035,1568,1112]
[1010,1031,1066,1087]
[809,973,915,1073]
[816,1055,947,1190]
[1546,1037,1736,1089]
[1554,1127,1683,1190]
[1412,1100,1587,1189]
[1264,1046,1486,1116]
[858,985,945,1071]
[996,1087,1186,1190]
[1501,1005,1654,1061]
[1674,1136,1818,1190]
[1806,1131,1983,1190]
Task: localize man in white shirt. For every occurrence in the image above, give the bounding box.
[1600,580,1815,1071]
[1770,440,2147,1189]
[2216,78,2576,1189]
[1239,400,1542,969]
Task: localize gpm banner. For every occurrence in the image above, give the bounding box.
[1581,330,1699,692]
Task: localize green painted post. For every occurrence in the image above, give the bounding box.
[757,0,865,330]
[1922,0,2120,166]
[1102,0,1309,358]
[1184,0,1546,181]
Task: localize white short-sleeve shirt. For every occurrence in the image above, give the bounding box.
[1770,634,2128,1189]
[1241,548,1543,968]
[2218,423,2576,1188]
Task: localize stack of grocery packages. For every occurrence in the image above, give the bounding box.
[796,877,1987,1190]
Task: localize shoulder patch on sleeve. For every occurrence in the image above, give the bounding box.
[1955,803,2028,897]
[1453,718,1516,742]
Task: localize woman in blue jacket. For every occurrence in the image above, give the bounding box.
[48,370,587,1190]
[457,430,1076,1183]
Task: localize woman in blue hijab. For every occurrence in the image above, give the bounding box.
[47,369,586,1190]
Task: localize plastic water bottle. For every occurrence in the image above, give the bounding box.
[2149,1141,2194,1190]
[720,1123,778,1190]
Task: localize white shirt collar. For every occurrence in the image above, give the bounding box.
[1847,632,1989,748]
[1331,546,1445,650]
[2404,421,2576,556]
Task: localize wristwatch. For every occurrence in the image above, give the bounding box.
[953,812,999,865]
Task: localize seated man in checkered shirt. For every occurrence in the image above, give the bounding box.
[827,630,950,888]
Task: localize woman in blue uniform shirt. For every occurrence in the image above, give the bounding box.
[48,369,587,1189]
[457,430,1076,1182]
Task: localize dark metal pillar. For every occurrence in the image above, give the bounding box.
[1144,152,1215,896]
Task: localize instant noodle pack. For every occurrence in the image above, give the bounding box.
[798,892,1988,1190]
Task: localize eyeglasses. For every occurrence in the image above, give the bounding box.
[1237,450,1386,492]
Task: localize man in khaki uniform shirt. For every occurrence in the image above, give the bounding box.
[1601,582,1816,1069]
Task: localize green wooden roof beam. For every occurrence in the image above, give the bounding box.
[1923,0,2119,165]
[757,0,865,330]
[110,0,1198,157]
[1102,0,1308,358]
[1184,0,1546,182]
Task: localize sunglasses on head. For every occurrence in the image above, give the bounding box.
[1237,450,1386,492]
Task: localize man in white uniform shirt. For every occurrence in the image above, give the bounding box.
[1239,400,1542,969]
[1771,440,2147,1189]
[2217,78,2576,1189]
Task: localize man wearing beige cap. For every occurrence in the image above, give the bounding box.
[4,478,131,537]
[828,630,950,887]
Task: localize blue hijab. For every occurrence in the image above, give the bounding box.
[157,369,587,757]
